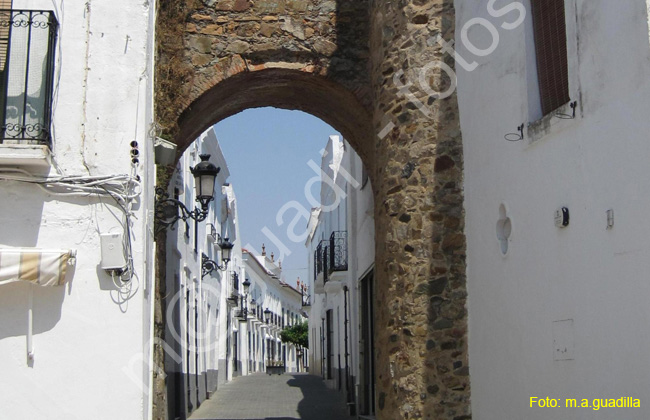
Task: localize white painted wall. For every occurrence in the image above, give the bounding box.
[221,182,245,382]
[165,128,244,417]
[243,250,305,374]
[456,0,650,418]
[0,1,156,419]
[306,135,374,411]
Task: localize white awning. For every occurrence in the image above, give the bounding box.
[0,248,76,287]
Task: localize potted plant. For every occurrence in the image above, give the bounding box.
[266,360,285,375]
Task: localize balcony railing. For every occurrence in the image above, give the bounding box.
[315,231,348,284]
[233,272,239,290]
[0,10,58,146]
[234,308,247,320]
[227,291,238,306]
[315,239,328,283]
[328,231,348,273]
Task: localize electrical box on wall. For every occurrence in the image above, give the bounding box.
[555,207,570,228]
[100,233,127,271]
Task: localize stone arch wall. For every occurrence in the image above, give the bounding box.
[155,1,471,419]
[369,1,471,418]
[156,0,372,151]
[174,68,375,169]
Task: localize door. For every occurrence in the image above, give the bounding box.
[326,309,334,380]
[359,270,375,415]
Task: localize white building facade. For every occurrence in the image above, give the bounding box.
[163,127,246,419]
[306,135,375,417]
[455,1,650,418]
[162,128,308,419]
[242,248,307,376]
[0,1,157,420]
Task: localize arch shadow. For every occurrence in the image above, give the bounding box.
[288,374,353,420]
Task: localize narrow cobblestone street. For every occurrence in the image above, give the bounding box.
[189,373,353,420]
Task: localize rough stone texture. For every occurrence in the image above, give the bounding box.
[156,0,373,163]
[369,1,470,419]
[155,1,469,419]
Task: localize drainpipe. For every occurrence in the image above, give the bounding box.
[321,319,325,378]
[344,285,354,412]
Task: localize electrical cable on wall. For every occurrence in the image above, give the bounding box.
[0,165,141,284]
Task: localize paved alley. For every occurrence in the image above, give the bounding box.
[189,373,353,420]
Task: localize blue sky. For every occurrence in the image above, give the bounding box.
[213,107,341,286]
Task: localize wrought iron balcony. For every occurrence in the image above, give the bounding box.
[234,308,247,320]
[232,272,239,291]
[0,10,58,146]
[227,291,238,306]
[315,239,328,283]
[328,231,348,273]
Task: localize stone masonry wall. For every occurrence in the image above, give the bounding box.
[369,0,470,418]
[156,0,372,149]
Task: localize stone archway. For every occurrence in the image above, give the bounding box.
[154,1,470,419]
[174,67,375,170]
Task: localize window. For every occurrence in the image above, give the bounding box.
[326,309,333,379]
[531,0,570,116]
[0,9,57,146]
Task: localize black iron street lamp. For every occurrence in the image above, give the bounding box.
[218,235,234,264]
[155,154,220,233]
[264,307,271,324]
[240,277,251,319]
[201,235,234,278]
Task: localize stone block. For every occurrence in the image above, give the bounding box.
[254,0,286,14]
[237,23,261,37]
[314,39,337,56]
[226,40,250,54]
[233,0,253,12]
[281,17,305,40]
[286,0,309,12]
[214,0,234,11]
[188,36,213,54]
[191,14,213,21]
[191,53,213,67]
[199,24,224,35]
[259,23,277,37]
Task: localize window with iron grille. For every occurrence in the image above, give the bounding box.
[531,0,570,116]
[0,9,57,146]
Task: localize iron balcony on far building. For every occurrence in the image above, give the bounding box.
[315,231,348,290]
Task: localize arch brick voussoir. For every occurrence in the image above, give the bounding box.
[175,67,374,171]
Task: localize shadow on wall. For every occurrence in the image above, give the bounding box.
[0,281,66,341]
[329,0,370,93]
[290,374,353,420]
[242,0,371,92]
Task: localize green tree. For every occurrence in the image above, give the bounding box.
[280,321,309,348]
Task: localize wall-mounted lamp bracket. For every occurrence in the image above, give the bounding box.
[202,253,225,278]
[554,100,578,120]
[505,124,525,142]
[154,187,210,234]
[154,154,220,234]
